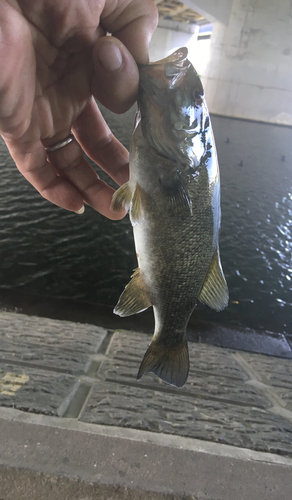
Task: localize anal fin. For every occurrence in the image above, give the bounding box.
[114,268,152,317]
[198,247,229,312]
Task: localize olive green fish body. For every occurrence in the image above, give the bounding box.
[111,48,228,388]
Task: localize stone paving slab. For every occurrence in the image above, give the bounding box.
[99,331,270,409]
[0,312,107,374]
[81,380,292,454]
[1,312,292,460]
[107,330,248,380]
[241,351,292,387]
[0,363,76,415]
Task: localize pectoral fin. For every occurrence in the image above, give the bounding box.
[160,176,192,216]
[110,182,132,212]
[198,247,229,312]
[114,268,152,317]
[111,182,143,224]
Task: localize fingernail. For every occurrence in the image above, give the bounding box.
[75,205,85,215]
[97,41,123,72]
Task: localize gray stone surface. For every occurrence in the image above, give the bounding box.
[81,380,292,455]
[0,466,185,500]
[0,312,107,374]
[0,364,76,415]
[241,351,292,410]
[1,413,292,500]
[1,312,292,458]
[98,331,269,408]
[1,311,292,498]
[108,330,248,379]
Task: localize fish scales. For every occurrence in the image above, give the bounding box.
[111,47,228,388]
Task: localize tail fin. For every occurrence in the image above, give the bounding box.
[137,336,189,388]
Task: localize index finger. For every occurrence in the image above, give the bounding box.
[101,0,158,64]
[72,97,129,187]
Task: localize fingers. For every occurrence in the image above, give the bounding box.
[92,37,139,114]
[46,137,127,219]
[4,132,127,220]
[101,0,158,64]
[0,3,35,139]
[5,137,85,212]
[0,0,158,221]
[72,97,129,187]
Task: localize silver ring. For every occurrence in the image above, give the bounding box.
[45,134,74,153]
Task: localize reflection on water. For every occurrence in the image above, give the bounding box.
[214,116,292,334]
[0,107,291,334]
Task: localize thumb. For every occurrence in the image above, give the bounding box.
[92,37,139,114]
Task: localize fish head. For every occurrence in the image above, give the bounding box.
[139,47,200,102]
[137,47,211,169]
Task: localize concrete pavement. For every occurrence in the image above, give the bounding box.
[0,311,292,499]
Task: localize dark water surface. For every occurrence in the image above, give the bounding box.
[0,107,291,334]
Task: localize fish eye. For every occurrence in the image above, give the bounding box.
[194,91,203,99]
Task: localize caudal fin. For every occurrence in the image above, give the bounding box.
[137,336,189,388]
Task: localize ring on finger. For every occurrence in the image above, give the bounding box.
[45,134,74,153]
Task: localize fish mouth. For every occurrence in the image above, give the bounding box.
[151,47,189,67]
[138,47,188,70]
[138,47,192,95]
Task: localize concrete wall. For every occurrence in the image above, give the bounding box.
[202,0,292,125]
[149,20,210,77]
[149,19,198,62]
[184,0,233,25]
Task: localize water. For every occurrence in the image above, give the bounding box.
[0,106,291,334]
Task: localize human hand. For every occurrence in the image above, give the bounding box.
[0,0,158,219]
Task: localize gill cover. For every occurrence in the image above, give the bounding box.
[138,48,207,168]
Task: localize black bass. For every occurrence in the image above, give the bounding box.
[111,47,228,388]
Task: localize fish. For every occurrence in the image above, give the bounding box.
[111,47,228,388]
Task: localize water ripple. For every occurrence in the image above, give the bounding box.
[0,109,292,333]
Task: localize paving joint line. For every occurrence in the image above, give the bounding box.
[62,382,92,419]
[77,381,96,421]
[233,352,292,422]
[98,331,114,355]
[232,352,264,381]
[57,380,83,417]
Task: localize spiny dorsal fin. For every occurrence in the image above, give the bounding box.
[198,247,229,312]
[130,183,143,224]
[137,335,189,388]
[110,182,132,212]
[114,268,152,317]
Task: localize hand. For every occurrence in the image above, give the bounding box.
[0,0,157,219]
